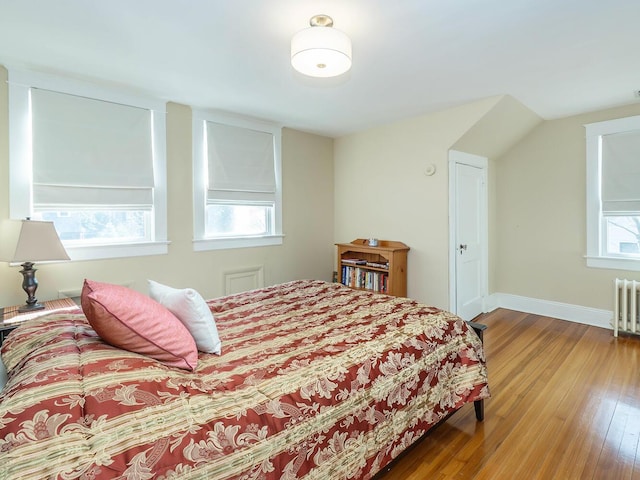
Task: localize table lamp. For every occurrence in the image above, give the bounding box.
[11,219,70,312]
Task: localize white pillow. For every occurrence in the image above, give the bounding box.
[148,280,221,354]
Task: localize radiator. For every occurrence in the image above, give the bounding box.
[614,278,640,337]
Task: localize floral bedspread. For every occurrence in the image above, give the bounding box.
[0,280,489,479]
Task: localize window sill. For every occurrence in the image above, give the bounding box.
[66,241,170,261]
[193,234,284,252]
[585,255,640,271]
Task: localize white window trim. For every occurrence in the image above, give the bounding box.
[192,111,283,251]
[585,114,640,271]
[8,69,169,260]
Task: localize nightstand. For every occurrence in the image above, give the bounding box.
[0,297,78,346]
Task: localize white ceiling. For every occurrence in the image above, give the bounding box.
[0,0,638,138]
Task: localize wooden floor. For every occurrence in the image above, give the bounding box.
[380,308,640,480]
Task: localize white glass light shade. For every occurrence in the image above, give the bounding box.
[291,26,352,78]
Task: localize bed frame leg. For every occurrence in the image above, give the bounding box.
[474,399,484,421]
[467,320,486,342]
[467,320,487,422]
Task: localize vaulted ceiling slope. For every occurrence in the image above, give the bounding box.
[0,0,638,137]
[454,96,543,160]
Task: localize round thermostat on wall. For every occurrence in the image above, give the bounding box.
[424,164,436,176]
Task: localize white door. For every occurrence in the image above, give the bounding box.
[449,151,487,321]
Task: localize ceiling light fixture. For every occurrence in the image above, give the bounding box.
[291,14,352,78]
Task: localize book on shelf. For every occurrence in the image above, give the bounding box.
[365,261,389,269]
[340,266,388,294]
[342,258,367,265]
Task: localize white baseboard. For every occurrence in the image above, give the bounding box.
[486,293,613,330]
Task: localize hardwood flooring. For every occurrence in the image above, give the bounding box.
[379,308,640,480]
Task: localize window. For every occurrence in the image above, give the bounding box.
[585,115,640,270]
[8,69,168,261]
[192,112,283,250]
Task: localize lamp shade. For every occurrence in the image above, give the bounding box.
[12,220,70,263]
[291,20,352,78]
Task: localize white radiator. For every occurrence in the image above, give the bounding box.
[614,278,640,337]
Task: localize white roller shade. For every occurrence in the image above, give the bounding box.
[206,121,275,202]
[31,88,154,208]
[601,130,640,215]
[33,185,153,209]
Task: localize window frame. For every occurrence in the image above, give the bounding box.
[8,69,169,261]
[585,114,640,271]
[192,111,283,251]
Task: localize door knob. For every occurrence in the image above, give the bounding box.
[459,244,468,254]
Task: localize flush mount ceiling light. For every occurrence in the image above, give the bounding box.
[291,14,352,78]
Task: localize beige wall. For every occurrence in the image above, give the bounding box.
[333,97,502,309]
[6,59,639,315]
[333,93,640,315]
[453,95,542,296]
[495,103,640,310]
[0,67,335,307]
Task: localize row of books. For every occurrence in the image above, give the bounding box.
[341,258,389,270]
[341,266,388,293]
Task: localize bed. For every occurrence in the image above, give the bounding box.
[0,279,489,479]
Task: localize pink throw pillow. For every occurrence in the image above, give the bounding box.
[81,279,198,371]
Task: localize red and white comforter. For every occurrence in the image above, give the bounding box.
[0,280,489,479]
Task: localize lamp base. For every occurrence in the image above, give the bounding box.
[18,302,45,313]
[18,261,43,314]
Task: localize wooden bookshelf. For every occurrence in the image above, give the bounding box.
[336,239,409,297]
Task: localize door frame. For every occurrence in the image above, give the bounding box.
[448,150,489,317]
